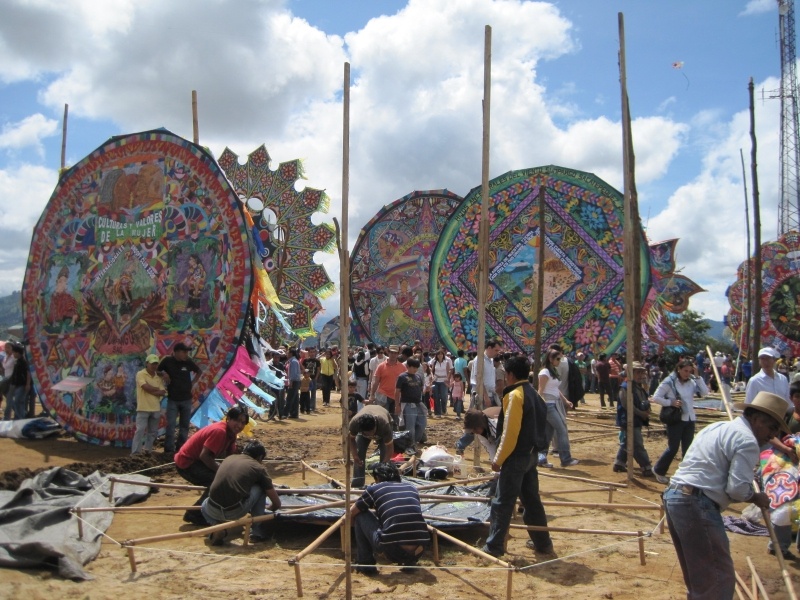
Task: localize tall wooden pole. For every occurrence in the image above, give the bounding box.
[473,25,492,468]
[618,13,641,479]
[739,149,752,379]
[339,62,353,599]
[60,104,68,172]
[533,185,546,374]
[749,78,762,366]
[192,90,199,144]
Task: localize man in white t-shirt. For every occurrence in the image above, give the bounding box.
[469,339,502,409]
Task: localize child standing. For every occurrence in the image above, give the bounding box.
[451,373,465,419]
[299,370,312,415]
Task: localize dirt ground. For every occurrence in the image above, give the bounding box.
[0,392,797,599]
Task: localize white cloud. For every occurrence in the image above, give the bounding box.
[0,114,58,155]
[0,163,58,295]
[740,0,775,16]
[646,75,781,321]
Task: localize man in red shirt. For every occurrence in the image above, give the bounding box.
[175,405,249,525]
[369,345,407,427]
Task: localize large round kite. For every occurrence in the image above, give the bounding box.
[350,190,463,349]
[218,145,335,341]
[22,129,252,445]
[429,165,693,356]
[726,230,800,357]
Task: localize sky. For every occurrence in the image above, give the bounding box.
[0,0,789,330]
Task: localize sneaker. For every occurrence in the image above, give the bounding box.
[654,472,669,484]
[612,464,626,473]
[526,540,555,554]
[538,460,554,468]
[768,547,794,559]
[354,566,378,575]
[561,459,580,467]
[455,448,464,457]
[208,529,227,546]
[641,468,654,477]
[480,544,503,558]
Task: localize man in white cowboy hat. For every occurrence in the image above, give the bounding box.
[662,391,788,599]
[745,347,790,405]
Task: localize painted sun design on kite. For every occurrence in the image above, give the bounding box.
[218,146,336,341]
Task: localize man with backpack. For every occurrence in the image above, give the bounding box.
[480,355,554,558]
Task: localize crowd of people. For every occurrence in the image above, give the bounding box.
[12,333,791,595]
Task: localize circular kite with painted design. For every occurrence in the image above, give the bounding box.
[350,190,463,349]
[22,129,252,445]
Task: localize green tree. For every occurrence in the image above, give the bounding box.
[663,310,723,369]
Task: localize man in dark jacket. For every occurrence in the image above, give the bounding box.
[480,355,553,558]
[612,362,653,476]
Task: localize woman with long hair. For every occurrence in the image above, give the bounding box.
[537,348,579,468]
[651,357,709,483]
[429,349,452,418]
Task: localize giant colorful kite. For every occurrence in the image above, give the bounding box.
[726,230,800,357]
[350,190,463,349]
[218,145,336,341]
[22,130,252,445]
[353,165,700,356]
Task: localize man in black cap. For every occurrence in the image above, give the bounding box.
[158,342,201,454]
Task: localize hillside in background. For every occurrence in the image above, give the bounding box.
[0,291,21,330]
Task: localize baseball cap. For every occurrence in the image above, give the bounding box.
[758,347,780,359]
[174,342,191,352]
[146,354,160,364]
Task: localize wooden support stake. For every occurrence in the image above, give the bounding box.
[292,515,347,563]
[746,556,771,600]
[242,527,251,546]
[302,462,306,481]
[108,480,115,501]
[294,562,303,597]
[428,525,512,569]
[75,508,84,540]
[127,546,137,573]
[637,531,645,565]
[431,528,440,566]
[607,487,614,504]
[506,568,513,600]
[734,571,756,600]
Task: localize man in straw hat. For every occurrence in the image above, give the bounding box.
[662,391,788,599]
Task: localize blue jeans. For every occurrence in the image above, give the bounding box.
[432,381,448,415]
[401,402,427,448]
[131,410,161,453]
[165,399,192,453]
[351,434,389,487]
[654,420,695,476]
[614,427,652,469]
[663,487,734,599]
[544,401,574,465]
[201,484,268,537]
[285,381,300,418]
[353,510,428,567]
[485,453,551,554]
[7,385,26,420]
[456,432,474,453]
[309,379,317,411]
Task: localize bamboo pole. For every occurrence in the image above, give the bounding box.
[569,431,621,444]
[539,471,627,488]
[748,77,762,364]
[127,546,137,573]
[416,474,497,490]
[73,505,200,513]
[339,60,353,600]
[472,25,492,471]
[747,556,772,600]
[76,508,84,539]
[543,487,617,496]
[734,571,757,600]
[637,531,645,565]
[566,417,619,430]
[431,528,440,565]
[60,103,68,171]
[619,11,638,483]
[429,525,510,569]
[533,185,546,374]
[107,477,205,492]
[290,514,347,563]
[301,461,345,488]
[294,562,303,597]
[123,499,346,547]
[191,90,199,144]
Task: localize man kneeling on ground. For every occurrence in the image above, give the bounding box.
[350,462,430,575]
[201,440,281,545]
[348,405,394,487]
